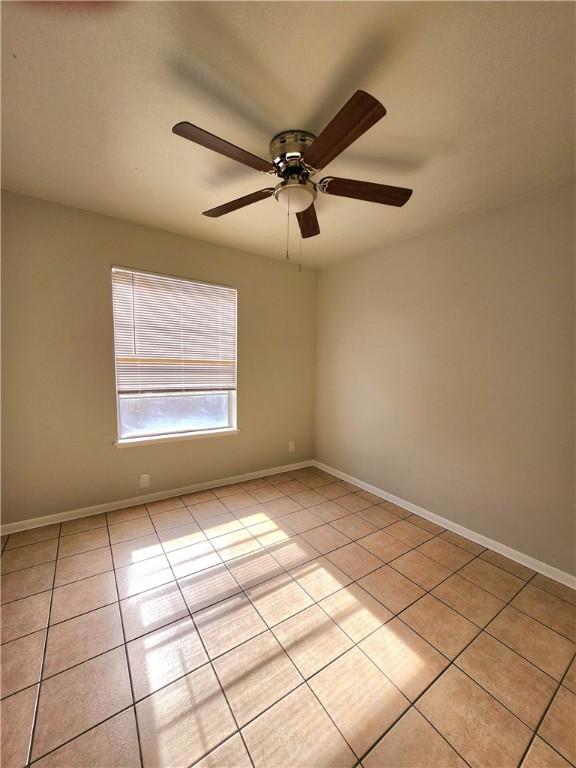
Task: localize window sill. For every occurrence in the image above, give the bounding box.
[114,428,240,448]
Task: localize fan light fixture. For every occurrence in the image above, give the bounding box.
[274,181,316,213]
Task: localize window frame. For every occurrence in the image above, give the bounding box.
[111,265,239,447]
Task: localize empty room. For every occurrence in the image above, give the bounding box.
[1,2,574,767]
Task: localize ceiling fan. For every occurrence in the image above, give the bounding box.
[172,90,413,239]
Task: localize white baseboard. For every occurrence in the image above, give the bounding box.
[311,460,576,590]
[0,461,311,536]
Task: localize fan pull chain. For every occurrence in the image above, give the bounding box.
[298,230,302,271]
[285,198,290,261]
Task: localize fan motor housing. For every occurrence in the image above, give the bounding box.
[270,130,316,178]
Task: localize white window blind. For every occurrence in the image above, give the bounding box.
[111,267,237,394]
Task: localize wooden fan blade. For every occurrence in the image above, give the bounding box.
[173,122,273,173]
[320,176,412,206]
[303,91,386,171]
[203,188,275,217]
[296,204,320,238]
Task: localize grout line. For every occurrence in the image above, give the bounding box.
[104,514,145,768]
[25,522,63,767]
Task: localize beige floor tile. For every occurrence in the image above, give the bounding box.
[109,516,155,545]
[301,524,351,554]
[247,572,313,626]
[32,647,132,760]
[1,591,51,644]
[214,631,303,726]
[266,472,294,485]
[456,633,557,728]
[360,617,448,700]
[121,581,188,641]
[54,546,112,586]
[115,554,174,600]
[273,604,352,678]
[267,536,320,569]
[33,709,141,768]
[401,594,479,659]
[191,499,230,521]
[1,562,55,604]
[317,481,351,500]
[6,524,60,550]
[178,563,241,613]
[235,505,272,528]
[480,550,535,581]
[158,520,206,553]
[290,557,352,601]
[386,520,434,547]
[166,540,220,579]
[249,519,291,547]
[1,685,38,768]
[512,585,576,640]
[60,514,107,537]
[380,501,411,519]
[111,533,162,568]
[213,483,245,498]
[137,663,236,767]
[212,529,262,561]
[242,683,356,768]
[564,657,576,694]
[390,550,452,590]
[199,513,244,539]
[151,507,195,532]
[307,501,350,524]
[336,494,373,513]
[106,505,147,525]
[1,629,45,698]
[459,558,524,601]
[260,496,304,517]
[487,605,575,680]
[439,530,485,555]
[432,574,505,626]
[538,686,576,765]
[358,506,402,528]
[282,509,324,534]
[180,489,216,506]
[405,514,446,535]
[360,566,424,614]
[291,490,327,508]
[58,528,109,558]
[194,733,252,768]
[310,647,409,757]
[331,513,378,540]
[44,603,124,678]
[358,530,412,562]
[226,550,284,589]
[521,736,572,767]
[417,666,531,768]
[221,492,259,511]
[531,574,576,607]
[327,542,383,580]
[363,707,467,768]
[249,486,286,503]
[128,615,207,699]
[146,496,185,515]
[50,571,117,624]
[320,584,392,643]
[195,593,266,658]
[416,537,475,571]
[1,539,58,574]
[274,480,308,496]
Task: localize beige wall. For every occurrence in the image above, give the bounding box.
[1,191,316,524]
[315,183,575,573]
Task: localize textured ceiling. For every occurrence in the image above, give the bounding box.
[1,1,574,268]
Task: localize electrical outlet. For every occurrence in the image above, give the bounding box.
[288,441,295,454]
[139,474,150,489]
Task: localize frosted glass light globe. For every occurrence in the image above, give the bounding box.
[275,185,314,213]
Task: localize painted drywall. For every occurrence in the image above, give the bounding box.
[315,182,575,573]
[1,191,316,524]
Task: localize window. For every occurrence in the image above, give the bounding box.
[111,267,237,443]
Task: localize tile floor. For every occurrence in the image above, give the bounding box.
[1,466,575,768]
